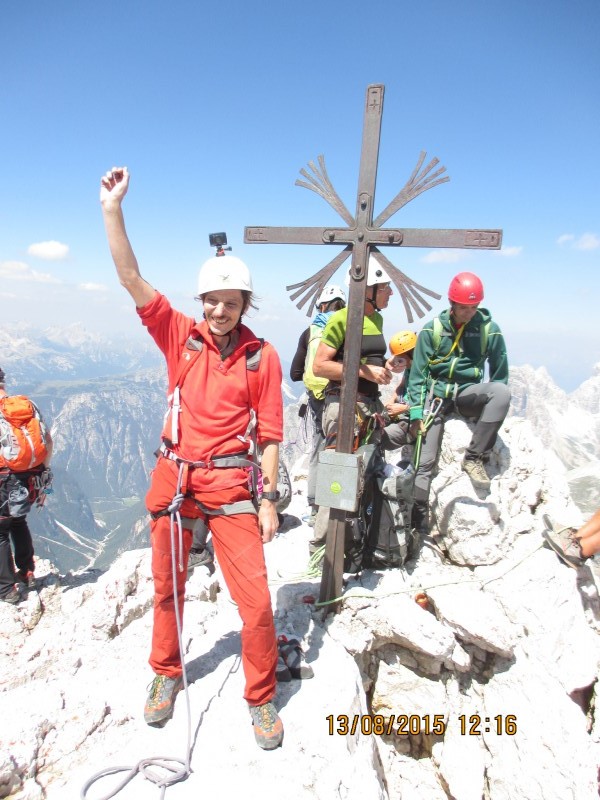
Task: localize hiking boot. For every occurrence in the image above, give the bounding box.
[188,547,215,576]
[16,570,37,589]
[144,674,183,727]
[462,457,491,491]
[248,701,284,750]
[542,516,586,568]
[0,586,22,605]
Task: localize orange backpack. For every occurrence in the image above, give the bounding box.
[0,395,48,472]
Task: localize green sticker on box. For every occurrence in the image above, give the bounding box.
[330,481,342,494]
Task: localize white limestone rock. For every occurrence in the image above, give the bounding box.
[427,583,521,657]
[481,657,598,800]
[330,594,457,667]
[371,657,447,719]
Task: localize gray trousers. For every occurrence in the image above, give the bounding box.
[307,393,325,507]
[380,417,409,451]
[414,381,511,504]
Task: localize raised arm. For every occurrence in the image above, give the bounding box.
[99,167,156,308]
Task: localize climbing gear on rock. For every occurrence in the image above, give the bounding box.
[277,635,314,680]
[144,674,184,727]
[249,701,284,750]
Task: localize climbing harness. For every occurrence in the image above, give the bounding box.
[428,322,465,366]
[154,445,259,519]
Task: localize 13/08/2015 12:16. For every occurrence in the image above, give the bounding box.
[326,714,518,736]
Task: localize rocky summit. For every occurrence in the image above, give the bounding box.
[1,415,599,799]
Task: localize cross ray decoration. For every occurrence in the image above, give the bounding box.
[245,84,502,611]
[286,150,450,321]
[246,93,501,322]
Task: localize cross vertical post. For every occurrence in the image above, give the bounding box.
[319,84,386,610]
[244,83,502,614]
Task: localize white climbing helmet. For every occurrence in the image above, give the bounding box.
[196,255,253,297]
[345,256,392,288]
[366,256,391,287]
[316,284,347,306]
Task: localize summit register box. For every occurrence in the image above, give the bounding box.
[315,450,363,512]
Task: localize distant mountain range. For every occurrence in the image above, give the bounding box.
[0,321,162,391]
[1,324,598,573]
[508,362,600,513]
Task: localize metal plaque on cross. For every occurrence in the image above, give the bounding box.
[244,83,502,612]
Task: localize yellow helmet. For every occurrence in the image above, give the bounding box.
[389,330,417,356]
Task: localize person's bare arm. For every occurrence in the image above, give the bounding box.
[312,341,343,382]
[313,341,392,385]
[100,167,155,308]
[258,440,280,543]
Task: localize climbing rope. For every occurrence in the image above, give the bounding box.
[81,462,193,800]
[275,544,326,583]
[312,539,547,609]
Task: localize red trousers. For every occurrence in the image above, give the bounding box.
[145,457,277,706]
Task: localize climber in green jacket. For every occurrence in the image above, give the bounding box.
[407,271,510,533]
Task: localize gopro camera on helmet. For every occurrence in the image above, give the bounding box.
[208,232,232,257]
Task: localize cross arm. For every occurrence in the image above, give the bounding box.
[245,226,404,247]
[397,228,502,249]
[245,226,326,245]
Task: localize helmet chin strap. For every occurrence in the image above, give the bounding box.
[365,289,380,312]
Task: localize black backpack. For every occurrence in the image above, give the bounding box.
[343,444,380,573]
[363,459,417,569]
[342,443,417,572]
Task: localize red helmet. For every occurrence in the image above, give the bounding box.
[448,272,484,305]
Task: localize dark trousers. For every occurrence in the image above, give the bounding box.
[0,515,34,598]
[414,382,511,504]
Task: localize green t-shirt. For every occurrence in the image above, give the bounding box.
[321,307,387,397]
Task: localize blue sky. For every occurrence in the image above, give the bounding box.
[1,0,598,391]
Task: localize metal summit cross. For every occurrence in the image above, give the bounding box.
[244,84,502,612]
